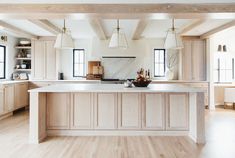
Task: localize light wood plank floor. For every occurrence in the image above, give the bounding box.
[0,108,235,158]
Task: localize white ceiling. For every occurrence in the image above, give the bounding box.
[3,19,54,36]
[102,20,139,38]
[143,19,193,38]
[0,19,235,39]
[185,19,233,36]
[49,20,96,39]
[0,0,234,3]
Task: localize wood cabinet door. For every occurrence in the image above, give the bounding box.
[32,41,45,80]
[94,93,117,129]
[47,93,70,129]
[0,88,4,115]
[166,93,189,130]
[71,93,93,129]
[14,83,29,109]
[182,40,192,80]
[142,93,165,130]
[192,40,206,81]
[45,41,57,80]
[4,85,15,112]
[118,93,141,129]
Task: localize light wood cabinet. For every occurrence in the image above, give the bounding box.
[94,93,117,129]
[0,88,4,115]
[47,93,70,129]
[32,40,57,80]
[166,93,189,130]
[45,41,57,80]
[142,93,165,130]
[118,93,141,129]
[4,85,15,112]
[14,83,29,109]
[181,39,206,81]
[32,41,45,80]
[71,93,93,129]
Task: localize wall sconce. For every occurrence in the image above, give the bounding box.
[217,45,222,52]
[223,45,227,52]
[217,44,227,52]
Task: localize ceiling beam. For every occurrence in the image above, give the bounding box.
[0,20,38,39]
[0,4,235,14]
[132,19,149,40]
[200,20,235,39]
[180,19,206,35]
[88,19,107,40]
[28,19,61,35]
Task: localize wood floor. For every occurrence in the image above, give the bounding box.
[0,108,235,158]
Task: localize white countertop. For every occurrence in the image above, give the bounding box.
[0,80,28,85]
[29,83,205,93]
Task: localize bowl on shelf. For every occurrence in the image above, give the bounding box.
[21,64,27,69]
[19,40,30,45]
[132,80,152,87]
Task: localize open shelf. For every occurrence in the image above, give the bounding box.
[16,58,31,60]
[15,46,31,49]
[14,69,31,72]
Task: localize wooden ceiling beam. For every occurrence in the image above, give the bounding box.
[0,20,38,39]
[200,20,235,39]
[132,19,149,40]
[180,19,206,35]
[88,18,107,40]
[0,4,235,14]
[28,19,61,35]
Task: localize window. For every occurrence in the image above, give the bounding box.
[0,45,6,79]
[73,49,85,77]
[154,49,166,77]
[214,54,234,83]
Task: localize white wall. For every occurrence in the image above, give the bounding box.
[0,33,18,80]
[59,37,179,80]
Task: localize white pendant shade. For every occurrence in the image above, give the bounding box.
[109,29,128,49]
[54,20,74,49]
[164,19,183,50]
[109,20,128,49]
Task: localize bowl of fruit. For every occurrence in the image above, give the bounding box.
[132,68,151,87]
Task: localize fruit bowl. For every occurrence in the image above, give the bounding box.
[132,80,151,87]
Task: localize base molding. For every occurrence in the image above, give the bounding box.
[0,112,13,120]
[47,130,189,136]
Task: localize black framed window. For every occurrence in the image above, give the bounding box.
[214,55,234,83]
[0,45,6,79]
[154,49,166,77]
[73,49,85,77]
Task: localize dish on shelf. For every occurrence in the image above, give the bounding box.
[19,40,30,45]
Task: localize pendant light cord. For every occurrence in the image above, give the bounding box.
[63,19,66,33]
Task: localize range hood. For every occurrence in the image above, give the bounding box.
[102,56,136,58]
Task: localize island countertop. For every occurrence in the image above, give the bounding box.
[29,83,205,93]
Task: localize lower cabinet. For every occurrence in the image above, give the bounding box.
[0,88,4,115]
[71,93,93,129]
[45,92,189,131]
[166,93,189,130]
[47,93,70,129]
[118,93,141,129]
[142,93,165,130]
[94,93,117,129]
[4,85,15,112]
[14,83,29,109]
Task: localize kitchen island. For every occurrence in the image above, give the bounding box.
[29,84,205,144]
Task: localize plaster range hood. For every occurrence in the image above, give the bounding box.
[102,56,136,58]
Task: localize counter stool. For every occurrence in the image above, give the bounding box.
[224,88,235,109]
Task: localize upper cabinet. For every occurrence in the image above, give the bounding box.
[181,39,206,81]
[31,40,57,80]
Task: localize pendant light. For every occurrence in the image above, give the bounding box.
[54,20,74,49]
[164,19,183,50]
[109,19,128,49]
